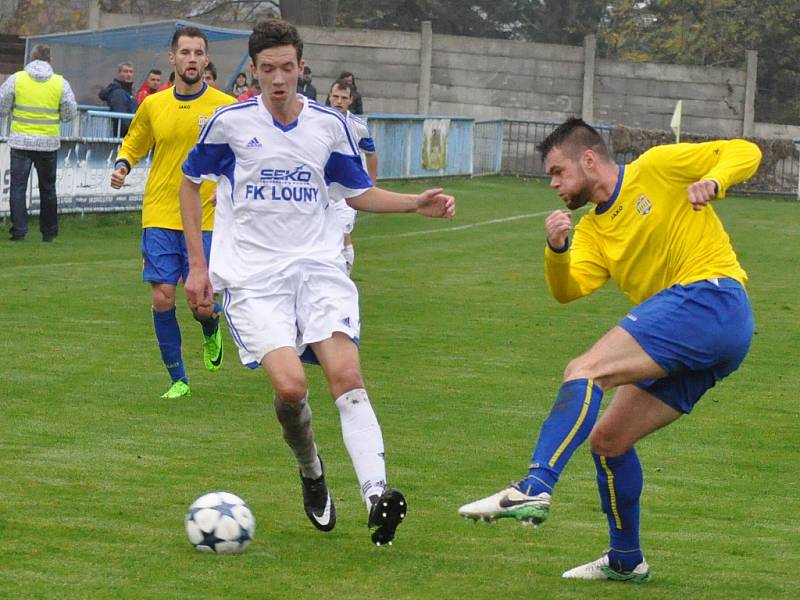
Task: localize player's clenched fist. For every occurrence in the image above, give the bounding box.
[545,210,572,250]
[110,165,128,189]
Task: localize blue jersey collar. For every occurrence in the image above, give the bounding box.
[173,82,207,102]
[595,165,625,215]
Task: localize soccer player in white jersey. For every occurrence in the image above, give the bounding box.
[179,19,455,546]
[327,79,378,275]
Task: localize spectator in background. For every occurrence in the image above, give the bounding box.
[203,62,218,89]
[135,69,162,105]
[326,71,363,114]
[158,72,176,91]
[327,79,378,275]
[296,65,316,100]
[99,61,138,136]
[0,43,77,241]
[230,72,249,97]
[237,78,260,101]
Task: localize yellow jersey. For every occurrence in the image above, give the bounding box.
[545,140,762,305]
[116,84,235,230]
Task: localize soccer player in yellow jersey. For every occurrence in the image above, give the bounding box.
[109,26,235,399]
[459,118,762,582]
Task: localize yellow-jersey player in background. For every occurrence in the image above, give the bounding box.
[459,118,762,583]
[110,26,235,399]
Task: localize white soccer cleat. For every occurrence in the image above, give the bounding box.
[562,553,651,583]
[458,483,551,526]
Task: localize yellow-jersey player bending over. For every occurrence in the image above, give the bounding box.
[110,26,235,399]
[459,118,761,583]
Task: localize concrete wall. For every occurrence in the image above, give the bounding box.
[25,15,768,137]
[298,26,421,114]
[296,26,752,137]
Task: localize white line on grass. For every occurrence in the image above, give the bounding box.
[358,210,554,241]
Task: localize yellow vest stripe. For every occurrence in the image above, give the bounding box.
[11,71,63,137]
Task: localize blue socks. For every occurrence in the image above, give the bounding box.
[195,302,221,337]
[518,378,603,495]
[152,307,186,383]
[593,448,644,572]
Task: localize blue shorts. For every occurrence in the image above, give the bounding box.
[618,278,754,414]
[141,228,212,285]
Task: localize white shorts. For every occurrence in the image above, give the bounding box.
[221,261,361,367]
[334,200,357,234]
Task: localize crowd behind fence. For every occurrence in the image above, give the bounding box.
[2,109,799,219]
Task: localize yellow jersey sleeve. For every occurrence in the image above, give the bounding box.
[544,223,609,303]
[117,101,155,168]
[544,140,762,305]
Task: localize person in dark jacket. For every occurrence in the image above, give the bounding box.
[99,62,138,136]
[296,65,317,100]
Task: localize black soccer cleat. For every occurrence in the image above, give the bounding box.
[368,488,407,546]
[300,457,336,532]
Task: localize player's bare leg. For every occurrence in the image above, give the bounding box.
[313,333,407,545]
[262,347,334,531]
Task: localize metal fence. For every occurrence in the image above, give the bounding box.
[1,105,133,140]
[473,118,800,197]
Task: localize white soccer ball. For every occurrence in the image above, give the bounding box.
[185,491,256,554]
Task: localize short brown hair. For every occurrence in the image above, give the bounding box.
[249,19,303,63]
[330,79,353,96]
[171,26,208,52]
[31,44,51,62]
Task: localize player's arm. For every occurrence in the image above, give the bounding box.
[642,140,762,210]
[544,210,609,303]
[179,116,233,309]
[365,152,378,184]
[179,175,213,310]
[327,139,454,217]
[110,103,154,188]
[347,186,455,218]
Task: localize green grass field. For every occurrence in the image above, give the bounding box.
[2,176,798,599]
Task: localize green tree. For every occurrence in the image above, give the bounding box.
[597,0,800,124]
[337,0,606,43]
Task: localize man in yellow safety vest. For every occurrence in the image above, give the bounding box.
[0,44,77,241]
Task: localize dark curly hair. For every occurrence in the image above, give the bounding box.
[249,19,303,63]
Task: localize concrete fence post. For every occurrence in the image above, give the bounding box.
[582,34,596,123]
[418,21,432,115]
[743,49,757,137]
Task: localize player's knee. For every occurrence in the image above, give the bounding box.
[151,286,176,311]
[273,377,308,404]
[563,356,611,390]
[563,355,593,382]
[589,427,628,457]
[328,366,364,397]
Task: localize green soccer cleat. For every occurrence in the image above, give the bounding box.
[458,483,550,526]
[562,553,651,582]
[161,380,191,399]
[203,327,223,372]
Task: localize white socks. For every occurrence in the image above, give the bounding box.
[335,388,386,507]
[274,393,322,480]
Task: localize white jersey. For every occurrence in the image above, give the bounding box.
[331,111,375,202]
[182,95,372,289]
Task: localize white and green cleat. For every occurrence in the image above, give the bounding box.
[458,483,550,526]
[562,553,651,583]
[161,380,191,399]
[203,327,223,372]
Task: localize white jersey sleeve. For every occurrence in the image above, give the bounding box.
[323,110,372,200]
[349,114,376,155]
[182,104,237,184]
